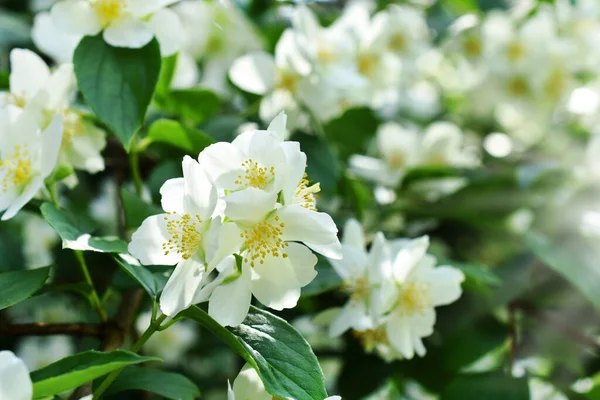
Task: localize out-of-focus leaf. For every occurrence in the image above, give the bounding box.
[148,161,182,202]
[74,35,161,150]
[294,133,341,194]
[102,366,200,400]
[158,89,220,125]
[441,372,529,400]
[0,11,30,47]
[324,107,379,161]
[155,53,178,96]
[113,255,162,299]
[31,350,160,399]
[344,175,373,219]
[120,188,161,230]
[0,70,9,89]
[147,119,214,155]
[41,203,128,253]
[182,305,329,400]
[302,257,342,298]
[0,267,51,310]
[446,260,502,293]
[202,115,244,142]
[526,231,600,313]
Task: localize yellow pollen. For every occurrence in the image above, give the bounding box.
[398,281,430,315]
[62,112,85,144]
[0,144,33,191]
[317,44,336,63]
[93,0,125,27]
[295,173,320,211]
[242,218,288,267]
[385,152,406,169]
[506,76,529,97]
[341,277,369,302]
[5,93,27,108]
[161,213,203,260]
[358,52,380,77]
[234,159,275,190]
[544,68,567,99]
[506,41,525,62]
[388,33,407,52]
[277,70,299,93]
[352,328,388,352]
[463,36,482,58]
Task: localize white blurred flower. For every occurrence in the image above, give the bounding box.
[0,106,63,220]
[32,12,81,64]
[228,364,341,400]
[135,311,197,365]
[0,351,32,400]
[50,0,184,56]
[16,336,75,371]
[21,212,60,268]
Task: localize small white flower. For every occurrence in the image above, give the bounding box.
[135,311,197,365]
[128,156,226,316]
[32,12,82,64]
[50,0,184,56]
[228,363,341,400]
[0,106,63,220]
[0,351,32,400]
[16,336,75,371]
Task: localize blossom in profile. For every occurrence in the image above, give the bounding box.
[0,351,32,400]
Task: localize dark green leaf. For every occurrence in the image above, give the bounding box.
[0,11,30,47]
[302,257,342,298]
[74,35,161,150]
[155,53,178,96]
[40,203,128,253]
[147,119,214,155]
[113,255,162,299]
[441,372,529,400]
[102,366,200,400]
[182,306,328,400]
[324,107,378,161]
[159,89,220,125]
[294,133,341,194]
[120,188,162,230]
[0,267,50,310]
[31,350,160,399]
[526,232,600,313]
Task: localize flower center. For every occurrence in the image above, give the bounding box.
[463,36,482,58]
[162,213,203,260]
[384,152,406,169]
[62,112,84,144]
[398,282,430,315]
[544,68,568,99]
[358,52,380,77]
[277,70,299,93]
[93,0,125,27]
[235,159,275,190]
[295,174,320,210]
[0,145,33,191]
[506,76,529,97]
[342,277,369,302]
[506,41,525,62]
[388,33,407,53]
[241,216,288,267]
[353,327,388,352]
[317,44,336,63]
[5,93,27,108]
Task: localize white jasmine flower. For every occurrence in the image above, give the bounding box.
[0,106,63,220]
[21,212,60,268]
[32,12,81,64]
[16,336,75,371]
[419,122,480,168]
[383,236,465,359]
[0,351,32,400]
[128,156,226,316]
[50,0,184,56]
[135,311,197,365]
[58,111,107,174]
[228,363,341,400]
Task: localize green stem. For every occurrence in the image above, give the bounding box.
[74,251,107,322]
[129,144,143,198]
[93,314,167,399]
[48,183,60,208]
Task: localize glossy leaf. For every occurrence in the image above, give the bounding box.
[147,119,214,155]
[113,255,162,299]
[74,35,161,150]
[120,188,161,230]
[0,267,51,310]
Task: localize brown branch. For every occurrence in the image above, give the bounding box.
[0,323,102,337]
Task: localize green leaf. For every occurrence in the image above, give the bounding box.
[294,133,341,194]
[182,306,328,400]
[31,350,161,399]
[324,107,379,161]
[526,231,600,313]
[113,255,162,299]
[155,53,178,96]
[40,203,128,253]
[302,257,342,298]
[159,89,220,125]
[147,119,215,155]
[120,188,162,230]
[0,11,30,47]
[0,267,51,310]
[102,366,200,400]
[441,372,529,400]
[74,34,161,150]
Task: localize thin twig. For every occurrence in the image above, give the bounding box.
[0,323,102,337]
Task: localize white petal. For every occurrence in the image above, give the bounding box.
[232,364,271,400]
[128,214,182,265]
[328,246,367,282]
[286,242,318,286]
[229,52,277,95]
[266,111,288,141]
[147,8,183,56]
[224,188,277,225]
[342,218,365,251]
[392,236,429,282]
[424,266,465,306]
[40,63,75,112]
[0,351,32,400]
[64,124,106,173]
[198,142,246,191]
[103,17,154,49]
[209,275,252,327]
[160,178,184,213]
[227,381,235,400]
[277,205,342,259]
[50,0,101,36]
[329,301,372,337]
[367,232,392,283]
[160,258,206,316]
[280,141,306,204]
[206,222,244,271]
[1,176,44,221]
[182,156,217,220]
[9,49,50,101]
[32,12,81,64]
[126,0,181,17]
[40,115,64,177]
[247,258,301,311]
[386,313,415,359]
[348,154,404,187]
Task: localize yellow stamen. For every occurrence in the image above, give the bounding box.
[398,281,430,315]
[0,144,33,191]
[162,213,203,260]
[93,0,125,27]
[295,173,320,211]
[234,159,275,190]
[242,217,288,267]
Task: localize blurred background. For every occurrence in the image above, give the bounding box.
[2,0,600,399]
